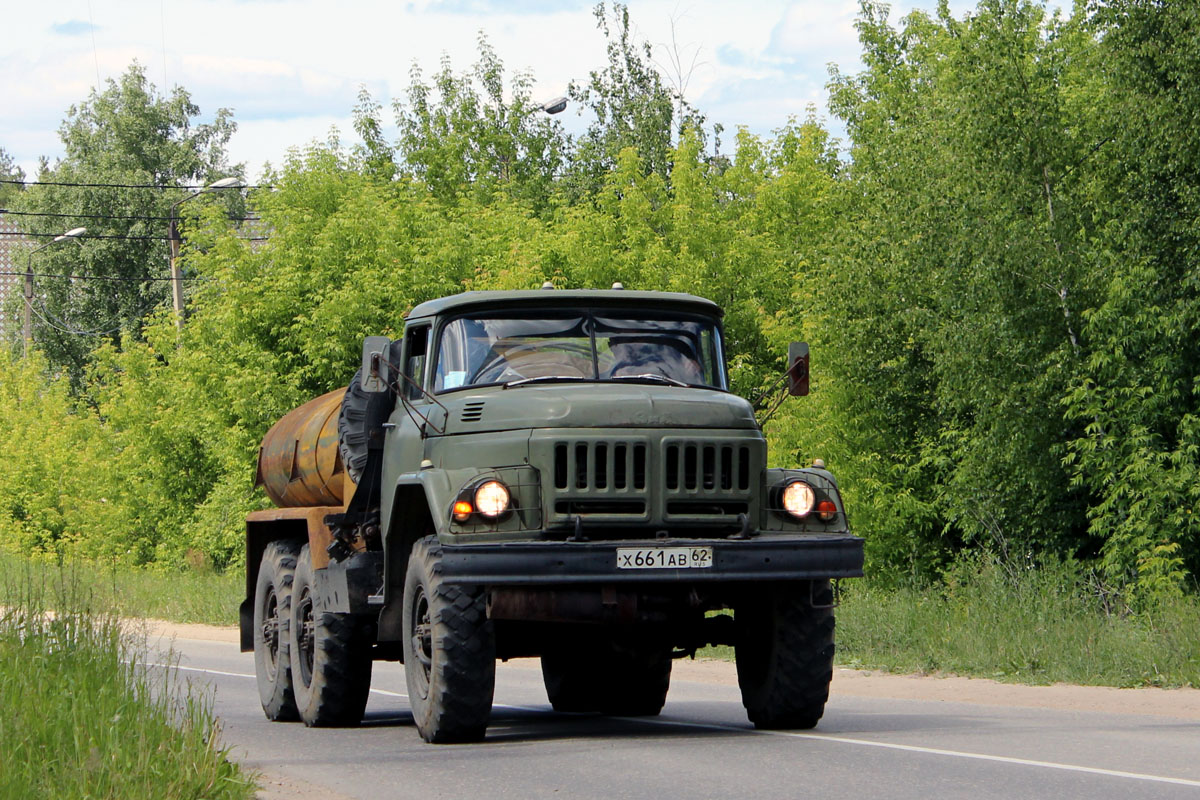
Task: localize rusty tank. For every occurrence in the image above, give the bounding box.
[255,388,349,508]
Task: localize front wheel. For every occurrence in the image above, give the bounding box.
[735,580,835,730]
[289,545,374,726]
[403,536,496,743]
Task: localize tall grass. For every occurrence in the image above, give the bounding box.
[836,554,1200,688]
[0,570,255,799]
[0,554,241,626]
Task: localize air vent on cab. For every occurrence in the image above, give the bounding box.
[461,400,486,422]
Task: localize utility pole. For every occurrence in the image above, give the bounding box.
[24,227,86,357]
[168,177,242,329]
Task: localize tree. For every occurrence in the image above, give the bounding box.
[0,147,25,207]
[393,35,570,210]
[1058,0,1200,598]
[821,1,1102,581]
[11,63,239,384]
[566,2,708,196]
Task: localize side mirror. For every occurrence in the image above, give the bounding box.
[361,336,392,393]
[787,342,810,397]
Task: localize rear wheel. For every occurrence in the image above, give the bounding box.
[403,536,496,743]
[735,580,835,730]
[289,545,374,726]
[542,636,672,717]
[253,540,302,721]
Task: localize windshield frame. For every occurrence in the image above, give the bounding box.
[429,306,729,395]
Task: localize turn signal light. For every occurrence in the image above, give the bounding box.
[453,500,474,521]
[817,500,837,521]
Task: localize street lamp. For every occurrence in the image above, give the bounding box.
[24,226,86,357]
[499,97,569,182]
[538,96,568,116]
[168,176,243,328]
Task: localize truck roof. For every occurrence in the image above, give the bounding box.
[406,289,724,321]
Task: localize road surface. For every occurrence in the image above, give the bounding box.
[148,629,1200,800]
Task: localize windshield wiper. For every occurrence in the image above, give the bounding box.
[610,373,690,388]
[503,375,588,389]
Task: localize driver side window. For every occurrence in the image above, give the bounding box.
[403,325,429,401]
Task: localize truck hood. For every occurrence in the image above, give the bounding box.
[434,384,758,435]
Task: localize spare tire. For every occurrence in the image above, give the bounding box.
[338,342,403,486]
[337,369,373,485]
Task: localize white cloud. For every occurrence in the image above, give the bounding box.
[230,115,356,178]
[0,0,1062,179]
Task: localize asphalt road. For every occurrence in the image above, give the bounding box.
[157,636,1200,800]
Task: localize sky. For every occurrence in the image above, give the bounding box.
[1,0,991,181]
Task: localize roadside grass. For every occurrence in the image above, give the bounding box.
[0,554,241,626]
[834,556,1200,688]
[0,571,255,800]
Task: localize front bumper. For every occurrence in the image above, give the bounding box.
[437,534,864,585]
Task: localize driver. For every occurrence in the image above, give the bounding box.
[607,337,703,384]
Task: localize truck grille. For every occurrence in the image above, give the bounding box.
[546,436,761,526]
[554,442,647,491]
[663,442,752,492]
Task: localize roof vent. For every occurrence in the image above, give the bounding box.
[612,281,625,290]
[541,280,555,290]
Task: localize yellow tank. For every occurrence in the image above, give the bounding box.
[255,389,349,508]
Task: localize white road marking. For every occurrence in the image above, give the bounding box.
[147,662,1200,789]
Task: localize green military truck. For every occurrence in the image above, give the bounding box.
[241,288,864,743]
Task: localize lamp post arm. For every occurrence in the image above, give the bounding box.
[23,228,86,357]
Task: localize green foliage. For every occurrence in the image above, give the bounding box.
[823,1,1097,581]
[813,0,1200,596]
[393,36,569,209]
[1058,0,1200,600]
[0,571,254,799]
[566,2,709,197]
[3,0,1200,609]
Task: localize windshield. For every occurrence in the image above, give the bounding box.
[433,310,726,392]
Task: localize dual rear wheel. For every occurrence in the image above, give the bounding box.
[253,542,373,727]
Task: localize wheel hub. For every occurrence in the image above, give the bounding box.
[260,588,280,678]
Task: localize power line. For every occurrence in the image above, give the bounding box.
[27,297,126,336]
[1,271,211,282]
[0,178,271,190]
[0,208,261,222]
[0,231,268,241]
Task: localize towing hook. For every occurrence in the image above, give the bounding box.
[567,516,589,543]
[728,512,753,540]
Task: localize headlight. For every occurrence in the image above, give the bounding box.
[781,480,816,518]
[474,480,511,518]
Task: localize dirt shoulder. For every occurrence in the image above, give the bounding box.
[147,618,1200,721]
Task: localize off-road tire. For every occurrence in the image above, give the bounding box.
[289,545,374,727]
[735,580,835,730]
[337,369,371,484]
[253,539,302,721]
[403,536,496,743]
[542,638,672,717]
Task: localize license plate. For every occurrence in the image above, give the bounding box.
[616,547,714,569]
